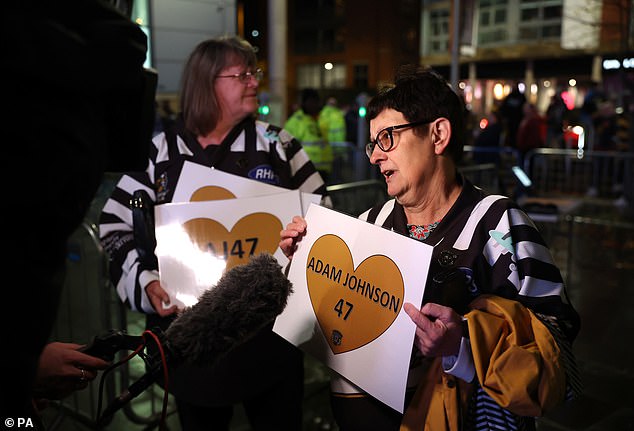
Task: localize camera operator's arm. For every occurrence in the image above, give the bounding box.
[32,342,110,403]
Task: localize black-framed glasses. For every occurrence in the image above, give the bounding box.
[216,68,264,84]
[365,119,432,158]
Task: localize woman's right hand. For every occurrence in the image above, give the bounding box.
[279,215,308,260]
[146,280,179,316]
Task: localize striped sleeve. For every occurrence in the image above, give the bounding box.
[453,195,566,301]
[471,198,582,412]
[98,135,164,313]
[499,205,565,300]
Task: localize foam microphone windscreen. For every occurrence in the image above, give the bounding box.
[165,253,293,366]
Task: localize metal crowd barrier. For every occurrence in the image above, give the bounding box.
[326,179,388,217]
[462,145,523,197]
[330,141,378,183]
[530,202,634,298]
[457,163,501,195]
[522,148,634,203]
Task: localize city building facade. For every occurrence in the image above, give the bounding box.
[134,0,634,128]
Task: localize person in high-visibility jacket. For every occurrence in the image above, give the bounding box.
[285,88,334,183]
[318,97,347,143]
[318,97,348,183]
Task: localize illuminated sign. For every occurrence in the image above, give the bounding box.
[602,58,634,70]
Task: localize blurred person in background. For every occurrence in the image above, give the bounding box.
[345,99,361,144]
[319,96,347,143]
[285,88,335,183]
[499,82,527,148]
[472,107,504,166]
[319,96,348,183]
[545,91,570,148]
[516,103,546,169]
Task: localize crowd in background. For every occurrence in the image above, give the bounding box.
[471,81,632,155]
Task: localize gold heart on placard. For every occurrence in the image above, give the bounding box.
[190,186,236,202]
[182,213,283,269]
[306,234,404,354]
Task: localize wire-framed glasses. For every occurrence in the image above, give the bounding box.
[216,68,264,84]
[365,119,432,158]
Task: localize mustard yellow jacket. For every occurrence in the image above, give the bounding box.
[401,294,567,431]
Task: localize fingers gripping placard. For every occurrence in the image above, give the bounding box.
[307,234,404,354]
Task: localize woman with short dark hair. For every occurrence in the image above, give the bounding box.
[281,65,580,430]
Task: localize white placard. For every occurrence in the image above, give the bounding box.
[172,161,321,214]
[273,204,433,412]
[154,190,304,309]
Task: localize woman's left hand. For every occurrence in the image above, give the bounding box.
[404,302,464,357]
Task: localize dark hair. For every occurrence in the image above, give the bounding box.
[299,88,322,116]
[367,65,466,163]
[300,88,320,104]
[180,36,258,136]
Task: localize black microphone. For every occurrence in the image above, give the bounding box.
[165,251,294,366]
[93,252,293,422]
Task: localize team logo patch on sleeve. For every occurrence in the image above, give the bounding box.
[248,164,280,185]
